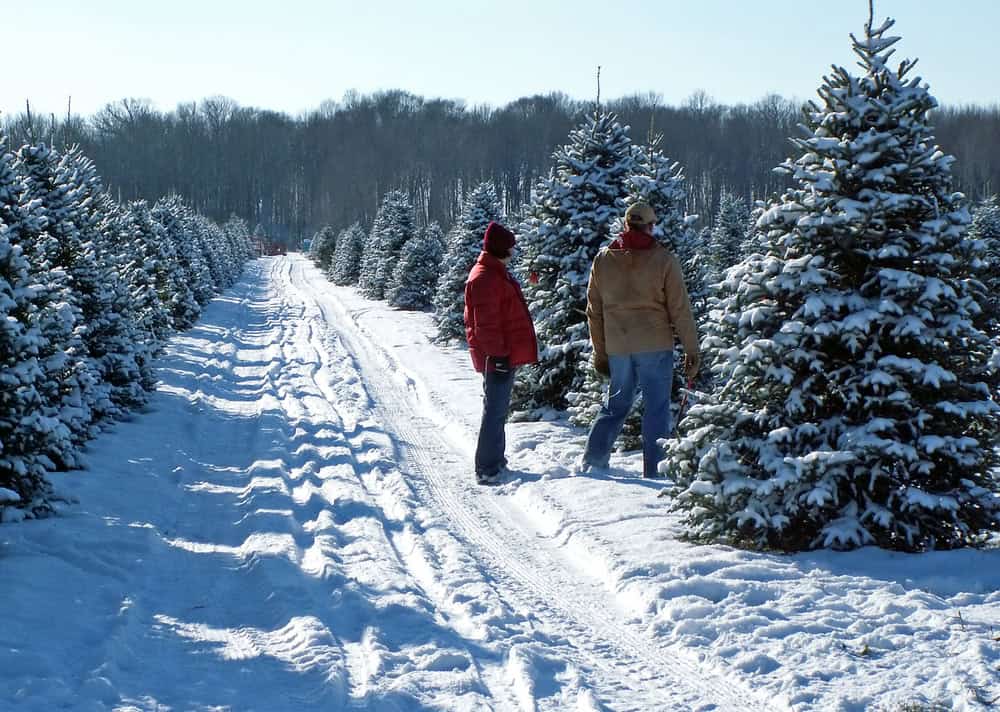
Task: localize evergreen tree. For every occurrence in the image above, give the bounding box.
[209,217,239,288]
[151,197,202,331]
[705,189,749,285]
[386,222,444,310]
[516,111,638,411]
[330,222,366,285]
[627,139,693,252]
[663,16,1000,552]
[358,190,416,300]
[568,137,700,440]
[744,201,769,255]
[154,196,215,307]
[191,213,229,291]
[16,144,105,442]
[0,221,54,519]
[222,215,254,267]
[968,196,1000,340]
[106,201,174,357]
[58,147,145,420]
[309,225,338,271]
[433,182,503,342]
[186,224,218,304]
[3,145,86,468]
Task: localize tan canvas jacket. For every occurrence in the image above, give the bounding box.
[586,243,699,370]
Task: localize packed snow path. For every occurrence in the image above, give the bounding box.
[3,256,765,711]
[6,254,1000,711]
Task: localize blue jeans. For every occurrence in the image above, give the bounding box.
[475,367,516,477]
[583,351,674,478]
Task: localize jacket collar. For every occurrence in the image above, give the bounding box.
[477,251,510,272]
[610,229,656,250]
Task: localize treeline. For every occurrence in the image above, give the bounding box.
[0,137,255,521]
[3,91,998,243]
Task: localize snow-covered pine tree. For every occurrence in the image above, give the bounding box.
[55,147,143,422]
[568,137,699,438]
[424,219,446,255]
[743,201,769,255]
[189,214,228,296]
[186,209,218,306]
[627,138,692,251]
[386,222,444,310]
[310,225,338,271]
[628,136,707,325]
[222,215,253,267]
[704,189,748,285]
[432,182,503,342]
[16,143,108,443]
[151,197,201,331]
[358,190,416,300]
[663,15,1000,552]
[423,220,445,253]
[208,217,239,288]
[153,196,215,307]
[516,111,637,411]
[95,200,159,393]
[106,201,175,356]
[0,220,55,520]
[330,222,365,285]
[968,196,1000,340]
[8,145,97,466]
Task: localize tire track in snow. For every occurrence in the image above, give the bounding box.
[271,261,534,710]
[285,256,775,711]
[255,258,519,709]
[88,263,355,710]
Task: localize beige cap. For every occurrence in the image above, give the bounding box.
[625,201,656,226]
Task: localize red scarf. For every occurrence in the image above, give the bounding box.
[610,229,656,250]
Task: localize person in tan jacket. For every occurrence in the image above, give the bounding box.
[578,201,700,479]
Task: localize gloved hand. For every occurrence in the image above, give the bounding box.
[684,352,700,381]
[487,355,511,374]
[594,354,610,378]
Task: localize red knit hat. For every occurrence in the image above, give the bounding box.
[483,221,516,257]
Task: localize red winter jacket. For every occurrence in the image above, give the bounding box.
[464,252,538,373]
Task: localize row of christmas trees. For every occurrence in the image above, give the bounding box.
[0,139,255,521]
[308,15,1000,552]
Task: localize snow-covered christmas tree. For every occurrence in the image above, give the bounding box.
[330,222,366,285]
[386,222,444,310]
[432,182,504,342]
[222,216,254,268]
[152,196,215,309]
[309,225,338,271]
[704,189,749,286]
[104,201,175,359]
[3,145,89,468]
[358,190,416,300]
[663,14,1000,552]
[568,136,699,440]
[516,111,637,411]
[150,198,201,331]
[57,147,147,421]
[968,196,1000,340]
[0,220,55,520]
[16,144,107,443]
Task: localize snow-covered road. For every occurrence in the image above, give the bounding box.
[4,255,999,711]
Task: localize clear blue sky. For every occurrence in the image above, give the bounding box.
[4,0,998,119]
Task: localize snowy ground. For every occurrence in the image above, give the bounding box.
[3,254,999,711]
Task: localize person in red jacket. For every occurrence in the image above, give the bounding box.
[464,221,538,485]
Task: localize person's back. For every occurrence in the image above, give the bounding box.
[580,202,699,479]
[589,242,696,363]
